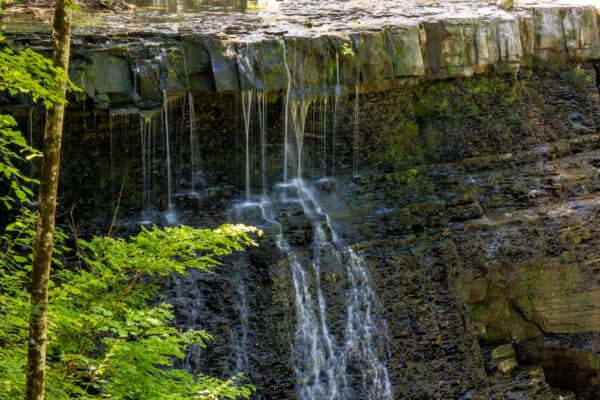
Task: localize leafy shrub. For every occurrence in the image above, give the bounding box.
[0,212,258,399]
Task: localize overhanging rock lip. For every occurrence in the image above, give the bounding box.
[3,1,599,105]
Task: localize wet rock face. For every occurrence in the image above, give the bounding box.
[357,236,488,399]
[4,3,600,107]
[6,62,598,398]
[3,5,600,397]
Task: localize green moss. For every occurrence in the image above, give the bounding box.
[370,120,424,171]
[412,81,456,118]
[470,303,487,320]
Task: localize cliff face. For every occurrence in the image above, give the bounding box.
[2,1,600,398]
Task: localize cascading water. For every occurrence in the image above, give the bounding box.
[285,241,339,399]
[121,43,391,398]
[188,91,197,194]
[162,89,177,224]
[257,91,267,197]
[290,97,312,179]
[108,108,137,199]
[332,53,341,176]
[321,95,328,177]
[267,56,392,397]
[352,84,360,178]
[290,179,393,400]
[233,276,250,373]
[343,248,392,399]
[241,90,254,202]
[140,109,161,220]
[282,39,292,185]
[140,114,149,215]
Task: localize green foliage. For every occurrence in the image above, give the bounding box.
[340,43,354,57]
[572,65,594,83]
[0,35,79,107]
[0,35,80,211]
[0,214,259,399]
[0,114,40,209]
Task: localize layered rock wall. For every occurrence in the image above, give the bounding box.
[4,4,599,105]
[2,2,600,399]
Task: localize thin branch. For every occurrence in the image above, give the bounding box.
[107,178,125,238]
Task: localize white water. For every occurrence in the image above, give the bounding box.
[287,243,337,400]
[272,78,391,398]
[275,177,392,400]
[238,47,391,398]
[344,248,392,399]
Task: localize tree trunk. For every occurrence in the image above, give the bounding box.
[25,1,72,399]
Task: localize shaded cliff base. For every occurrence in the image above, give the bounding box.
[4,62,600,398]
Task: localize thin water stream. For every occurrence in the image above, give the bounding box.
[162,89,176,223]
[257,91,267,197]
[241,90,254,202]
[188,91,197,194]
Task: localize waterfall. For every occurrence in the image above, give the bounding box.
[322,95,328,177]
[234,277,250,373]
[108,108,137,201]
[257,91,267,197]
[313,228,347,398]
[188,91,197,194]
[276,85,391,398]
[344,248,392,399]
[290,98,312,179]
[241,90,254,202]
[271,177,393,400]
[286,243,337,400]
[332,53,341,176]
[162,89,177,224]
[282,39,291,184]
[353,84,360,178]
[140,109,161,220]
[141,114,149,216]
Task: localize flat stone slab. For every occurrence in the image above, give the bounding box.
[2,0,599,101]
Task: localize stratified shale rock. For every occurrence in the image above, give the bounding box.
[1,0,599,398]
